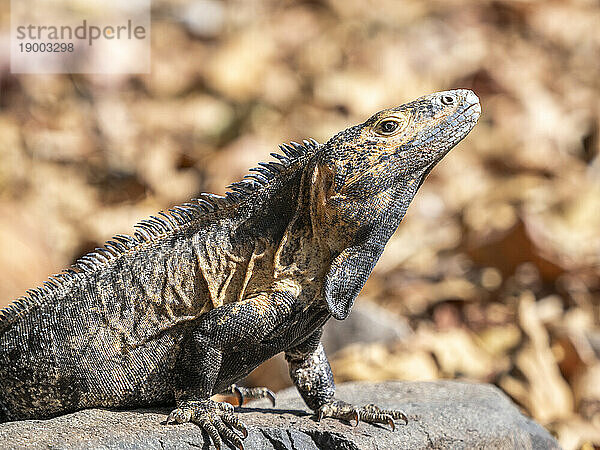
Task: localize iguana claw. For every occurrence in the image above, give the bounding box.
[364,402,408,427]
[351,410,359,427]
[231,384,276,407]
[166,399,248,449]
[317,400,407,431]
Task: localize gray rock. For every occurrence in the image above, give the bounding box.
[0,381,560,449]
[321,301,412,354]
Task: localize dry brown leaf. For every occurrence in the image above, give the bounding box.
[331,343,439,383]
[500,293,574,424]
[416,326,503,379]
[552,417,600,450]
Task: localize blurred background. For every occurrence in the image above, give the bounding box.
[0,0,599,447]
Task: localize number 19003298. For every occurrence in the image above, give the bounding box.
[19,42,74,52]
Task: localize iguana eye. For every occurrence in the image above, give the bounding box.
[441,95,455,105]
[376,119,400,135]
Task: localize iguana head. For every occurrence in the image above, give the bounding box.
[312,89,481,319]
[312,89,480,229]
[319,89,480,200]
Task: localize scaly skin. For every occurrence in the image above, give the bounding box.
[0,90,480,449]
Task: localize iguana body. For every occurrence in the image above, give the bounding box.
[0,90,480,448]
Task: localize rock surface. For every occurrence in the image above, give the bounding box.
[321,301,413,353]
[0,381,559,449]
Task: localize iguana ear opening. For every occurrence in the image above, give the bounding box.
[323,243,381,320]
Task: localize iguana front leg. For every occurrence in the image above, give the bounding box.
[167,290,295,449]
[167,327,248,449]
[285,328,408,430]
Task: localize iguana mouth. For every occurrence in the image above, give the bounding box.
[462,92,482,120]
[464,101,482,120]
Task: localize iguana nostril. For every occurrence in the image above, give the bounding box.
[465,90,480,106]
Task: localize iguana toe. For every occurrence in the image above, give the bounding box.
[317,400,407,431]
[166,399,247,449]
[231,384,276,407]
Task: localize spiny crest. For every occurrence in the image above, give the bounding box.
[0,139,320,328]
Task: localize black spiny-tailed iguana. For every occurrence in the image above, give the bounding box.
[0,90,481,449]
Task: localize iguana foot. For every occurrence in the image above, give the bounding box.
[229,384,276,407]
[317,400,408,431]
[166,399,248,449]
